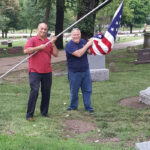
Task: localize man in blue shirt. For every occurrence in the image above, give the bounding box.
[65,28,94,113]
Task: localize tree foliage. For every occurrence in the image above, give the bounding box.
[0,0,150,40]
[129,0,150,25]
[24,0,45,35]
[0,0,20,37]
[95,0,150,33]
[76,0,99,40]
[122,0,150,33]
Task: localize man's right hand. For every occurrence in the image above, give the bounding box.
[24,44,47,54]
[38,44,47,50]
[86,38,93,47]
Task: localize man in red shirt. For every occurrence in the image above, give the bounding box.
[24,22,58,121]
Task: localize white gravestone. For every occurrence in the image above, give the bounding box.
[88,55,109,82]
[139,87,150,105]
[136,141,150,150]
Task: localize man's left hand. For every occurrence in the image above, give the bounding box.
[51,36,57,43]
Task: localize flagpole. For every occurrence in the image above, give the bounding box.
[0,0,112,80]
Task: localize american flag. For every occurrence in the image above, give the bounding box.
[90,0,124,56]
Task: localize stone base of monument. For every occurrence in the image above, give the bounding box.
[134,48,150,64]
[139,87,150,105]
[135,141,150,150]
[90,69,109,82]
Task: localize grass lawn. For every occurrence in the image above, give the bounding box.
[115,35,143,43]
[1,45,150,149]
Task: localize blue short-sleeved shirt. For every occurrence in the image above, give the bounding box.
[65,39,89,72]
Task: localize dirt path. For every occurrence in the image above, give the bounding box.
[0,39,143,76]
[0,51,66,76]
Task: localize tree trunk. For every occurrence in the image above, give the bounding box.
[55,0,65,49]
[130,24,133,34]
[2,31,4,38]
[77,0,99,40]
[30,29,33,37]
[4,32,7,38]
[4,30,8,38]
[45,0,51,25]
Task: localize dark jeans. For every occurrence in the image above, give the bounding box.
[26,72,52,119]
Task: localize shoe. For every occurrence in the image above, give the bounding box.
[89,109,94,114]
[85,109,94,114]
[67,107,77,111]
[42,114,50,118]
[67,107,72,111]
[26,117,35,121]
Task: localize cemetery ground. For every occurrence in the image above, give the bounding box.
[1,45,150,150]
[0,30,145,58]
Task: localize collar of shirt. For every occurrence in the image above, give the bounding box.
[36,35,47,41]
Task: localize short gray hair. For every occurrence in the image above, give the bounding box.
[71,28,81,33]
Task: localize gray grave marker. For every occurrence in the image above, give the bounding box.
[136,141,150,150]
[88,55,109,82]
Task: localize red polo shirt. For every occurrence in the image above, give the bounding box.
[24,35,53,73]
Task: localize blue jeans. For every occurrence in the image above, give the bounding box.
[68,70,93,111]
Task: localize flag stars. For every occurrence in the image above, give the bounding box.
[111,28,114,31]
[90,1,124,56]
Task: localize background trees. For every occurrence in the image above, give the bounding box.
[0,0,20,38]
[122,0,150,33]
[75,0,99,40]
[0,0,150,46]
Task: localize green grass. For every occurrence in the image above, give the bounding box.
[115,35,143,43]
[12,40,27,47]
[0,40,26,58]
[1,46,150,149]
[0,40,26,48]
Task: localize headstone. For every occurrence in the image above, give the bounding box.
[135,141,150,150]
[134,32,150,64]
[0,48,3,54]
[8,40,12,47]
[7,46,23,54]
[143,32,150,48]
[0,48,6,54]
[126,46,132,53]
[1,41,8,45]
[134,47,138,53]
[88,55,109,82]
[22,36,27,38]
[136,49,150,63]
[139,87,150,105]
[109,62,115,72]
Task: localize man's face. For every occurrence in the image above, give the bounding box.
[37,23,48,38]
[71,29,81,43]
